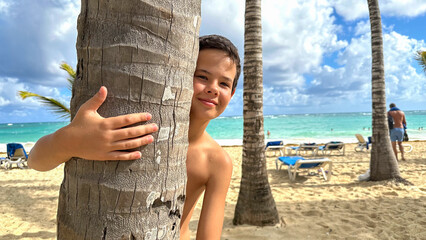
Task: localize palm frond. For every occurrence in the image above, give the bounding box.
[60,62,76,90]
[19,91,71,119]
[415,51,426,73]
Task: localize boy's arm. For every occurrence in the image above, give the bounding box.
[196,151,233,240]
[27,86,158,171]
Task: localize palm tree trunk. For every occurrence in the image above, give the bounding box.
[233,0,279,226]
[367,0,401,181]
[57,1,200,239]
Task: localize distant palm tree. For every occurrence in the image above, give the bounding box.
[415,50,426,73]
[233,0,279,226]
[366,0,403,181]
[18,62,75,119]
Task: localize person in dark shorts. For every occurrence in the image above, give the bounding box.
[388,103,407,161]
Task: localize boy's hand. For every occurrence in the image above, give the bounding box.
[60,86,158,161]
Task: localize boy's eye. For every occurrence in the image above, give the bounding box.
[220,82,230,87]
[196,75,207,80]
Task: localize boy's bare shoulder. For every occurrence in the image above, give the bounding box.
[204,135,233,172]
[187,133,232,178]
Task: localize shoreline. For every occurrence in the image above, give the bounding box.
[2,137,426,153]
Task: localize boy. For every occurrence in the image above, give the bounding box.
[28,35,241,239]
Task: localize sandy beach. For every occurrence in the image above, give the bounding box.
[1,142,425,240]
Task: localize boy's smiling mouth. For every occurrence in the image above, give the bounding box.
[198,98,218,106]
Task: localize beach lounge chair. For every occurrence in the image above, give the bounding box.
[3,143,28,169]
[286,143,319,156]
[354,134,371,152]
[0,157,7,168]
[319,141,345,155]
[265,140,284,156]
[276,156,332,181]
[354,135,412,153]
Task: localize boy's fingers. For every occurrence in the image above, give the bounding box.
[107,151,142,161]
[111,135,154,151]
[108,112,153,128]
[81,86,108,113]
[113,123,158,140]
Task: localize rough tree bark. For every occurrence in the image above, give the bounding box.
[57,1,201,239]
[233,0,280,226]
[367,0,402,181]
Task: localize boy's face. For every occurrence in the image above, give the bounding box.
[191,49,236,120]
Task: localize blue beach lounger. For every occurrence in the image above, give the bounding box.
[276,156,332,181]
[286,143,319,156]
[265,140,284,156]
[318,141,345,155]
[3,143,28,169]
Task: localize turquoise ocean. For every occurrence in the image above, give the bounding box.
[1,111,426,150]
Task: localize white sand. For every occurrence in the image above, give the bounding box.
[1,142,425,239]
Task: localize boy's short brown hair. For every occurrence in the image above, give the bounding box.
[199,35,241,93]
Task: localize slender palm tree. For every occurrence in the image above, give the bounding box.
[233,0,279,226]
[18,62,75,119]
[367,0,403,181]
[56,1,201,239]
[415,50,426,73]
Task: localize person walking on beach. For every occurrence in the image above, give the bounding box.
[388,103,407,161]
[27,35,240,239]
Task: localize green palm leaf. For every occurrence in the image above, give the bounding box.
[415,51,426,73]
[19,91,70,119]
[60,62,76,90]
[18,62,75,120]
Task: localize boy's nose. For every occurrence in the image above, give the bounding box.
[205,84,219,95]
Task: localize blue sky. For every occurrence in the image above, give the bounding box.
[0,0,425,123]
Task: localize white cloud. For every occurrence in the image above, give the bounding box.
[0,77,26,106]
[382,31,426,101]
[0,0,10,14]
[0,76,70,120]
[0,97,10,106]
[51,1,80,40]
[354,21,370,36]
[332,0,426,21]
[380,0,426,18]
[0,0,79,87]
[200,0,426,115]
[1,0,425,122]
[200,0,244,55]
[331,0,369,21]
[305,28,426,111]
[261,0,347,87]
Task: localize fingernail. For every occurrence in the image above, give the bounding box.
[148,135,154,142]
[152,124,158,131]
[146,113,152,120]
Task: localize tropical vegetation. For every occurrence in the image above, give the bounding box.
[18,62,74,119]
[415,50,426,73]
